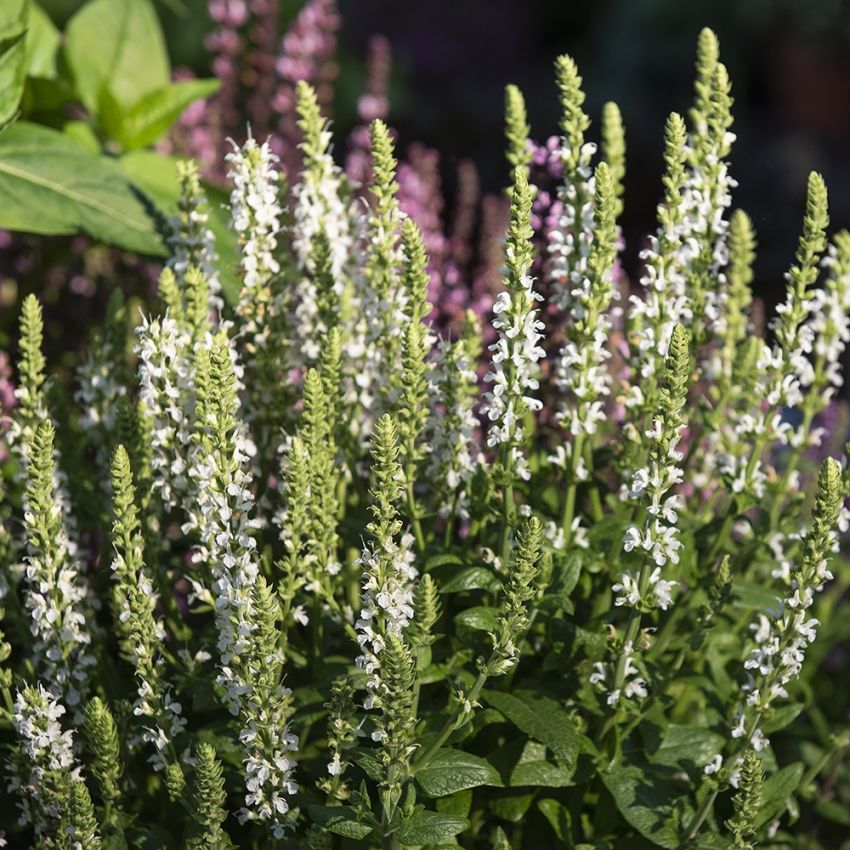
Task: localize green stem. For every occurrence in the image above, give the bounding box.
[405,462,426,553]
[411,671,489,775]
[706,507,736,561]
[681,787,718,844]
[562,433,586,545]
[500,443,515,566]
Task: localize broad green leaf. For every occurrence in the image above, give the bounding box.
[25,2,58,79]
[761,703,804,735]
[441,566,500,594]
[117,150,239,300]
[509,741,575,788]
[816,798,850,826]
[455,605,499,632]
[600,761,692,849]
[416,749,502,797]
[435,789,472,818]
[483,690,580,765]
[755,762,804,829]
[65,0,168,115]
[307,805,373,840]
[537,798,572,841]
[396,811,469,845]
[0,0,29,128]
[0,121,164,254]
[105,79,220,150]
[647,724,725,771]
[487,790,534,822]
[732,578,781,613]
[425,553,464,570]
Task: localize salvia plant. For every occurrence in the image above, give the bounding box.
[1,27,850,850]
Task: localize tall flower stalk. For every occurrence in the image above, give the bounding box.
[481,166,544,563]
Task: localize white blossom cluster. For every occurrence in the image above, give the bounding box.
[622,419,686,572]
[355,529,418,735]
[290,118,354,366]
[426,338,480,519]
[188,356,297,833]
[705,463,842,777]
[715,300,814,499]
[226,136,283,350]
[547,140,597,315]
[136,314,196,512]
[626,234,693,406]
[678,130,737,354]
[7,684,79,835]
[553,287,612,439]
[589,639,647,707]
[166,160,223,312]
[804,236,850,405]
[109,526,186,771]
[481,273,545,482]
[75,337,127,482]
[22,480,94,713]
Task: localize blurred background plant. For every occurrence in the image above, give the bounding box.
[6,0,850,356]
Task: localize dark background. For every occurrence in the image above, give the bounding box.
[42,0,850,310]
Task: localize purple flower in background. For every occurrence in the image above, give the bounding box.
[273,0,341,173]
[345,35,393,190]
[398,144,448,324]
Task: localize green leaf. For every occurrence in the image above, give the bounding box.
[732,578,782,613]
[761,703,804,735]
[0,0,29,128]
[488,790,534,822]
[482,690,580,765]
[425,553,464,570]
[105,79,220,150]
[0,121,164,254]
[441,567,500,594]
[755,762,804,829]
[537,798,572,841]
[117,150,239,300]
[455,606,500,632]
[25,2,58,79]
[647,724,725,771]
[600,761,691,849]
[508,741,575,788]
[435,789,472,818]
[308,805,373,840]
[416,749,502,797]
[64,0,168,115]
[396,811,469,845]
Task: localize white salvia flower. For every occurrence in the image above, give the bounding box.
[624,113,692,420]
[7,684,80,836]
[74,312,128,486]
[427,337,480,519]
[482,169,544,483]
[356,530,418,713]
[189,341,297,833]
[551,161,618,443]
[136,313,196,512]
[226,135,283,353]
[357,121,409,429]
[22,423,95,713]
[547,137,597,316]
[166,159,223,313]
[591,640,647,707]
[290,83,354,368]
[804,233,850,404]
[110,446,186,771]
[726,459,840,760]
[704,754,723,775]
[355,416,418,737]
